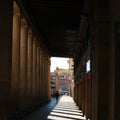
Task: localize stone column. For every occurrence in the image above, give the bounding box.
[41,50,45,101]
[36,44,40,105]
[20,17,28,110]
[77,84,79,106]
[39,46,42,100]
[45,55,49,101]
[82,80,85,116]
[77,83,80,107]
[39,48,42,103]
[94,0,110,119]
[32,38,37,107]
[44,55,47,100]
[43,53,46,101]
[0,1,13,119]
[27,28,33,109]
[85,74,90,119]
[79,82,82,109]
[48,58,51,100]
[75,86,77,103]
[11,2,20,112]
[76,84,78,106]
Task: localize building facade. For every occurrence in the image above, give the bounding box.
[54,68,73,96]
[50,72,55,96]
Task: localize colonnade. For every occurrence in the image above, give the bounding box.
[0,1,51,119]
[12,1,51,113]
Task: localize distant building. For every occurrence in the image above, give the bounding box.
[50,58,74,96]
[50,72,56,96]
[58,72,71,94]
[67,58,74,97]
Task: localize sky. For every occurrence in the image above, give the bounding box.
[50,57,69,72]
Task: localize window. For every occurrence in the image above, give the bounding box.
[86,59,90,73]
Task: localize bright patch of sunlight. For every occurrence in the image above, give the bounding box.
[55,106,79,110]
[59,96,73,101]
[47,96,86,120]
[50,57,69,72]
[54,107,81,113]
[50,112,85,119]
[52,109,83,116]
[47,115,75,120]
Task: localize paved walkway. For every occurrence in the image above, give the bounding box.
[22,96,86,120]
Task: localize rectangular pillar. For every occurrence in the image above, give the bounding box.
[110,1,120,119]
[94,0,110,119]
[114,23,120,120]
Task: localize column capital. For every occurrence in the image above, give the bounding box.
[13,2,20,16]
[28,28,32,35]
[38,46,41,49]
[21,17,28,29]
[36,41,40,47]
[28,28,33,38]
[33,36,36,41]
[41,50,44,56]
[46,57,50,63]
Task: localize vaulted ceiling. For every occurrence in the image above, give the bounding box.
[19,0,84,58]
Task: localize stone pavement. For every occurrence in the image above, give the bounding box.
[22,96,86,120]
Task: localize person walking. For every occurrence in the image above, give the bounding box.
[55,90,59,100]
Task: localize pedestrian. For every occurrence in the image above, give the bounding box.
[55,90,59,100]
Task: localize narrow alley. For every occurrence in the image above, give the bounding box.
[22,96,86,120]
